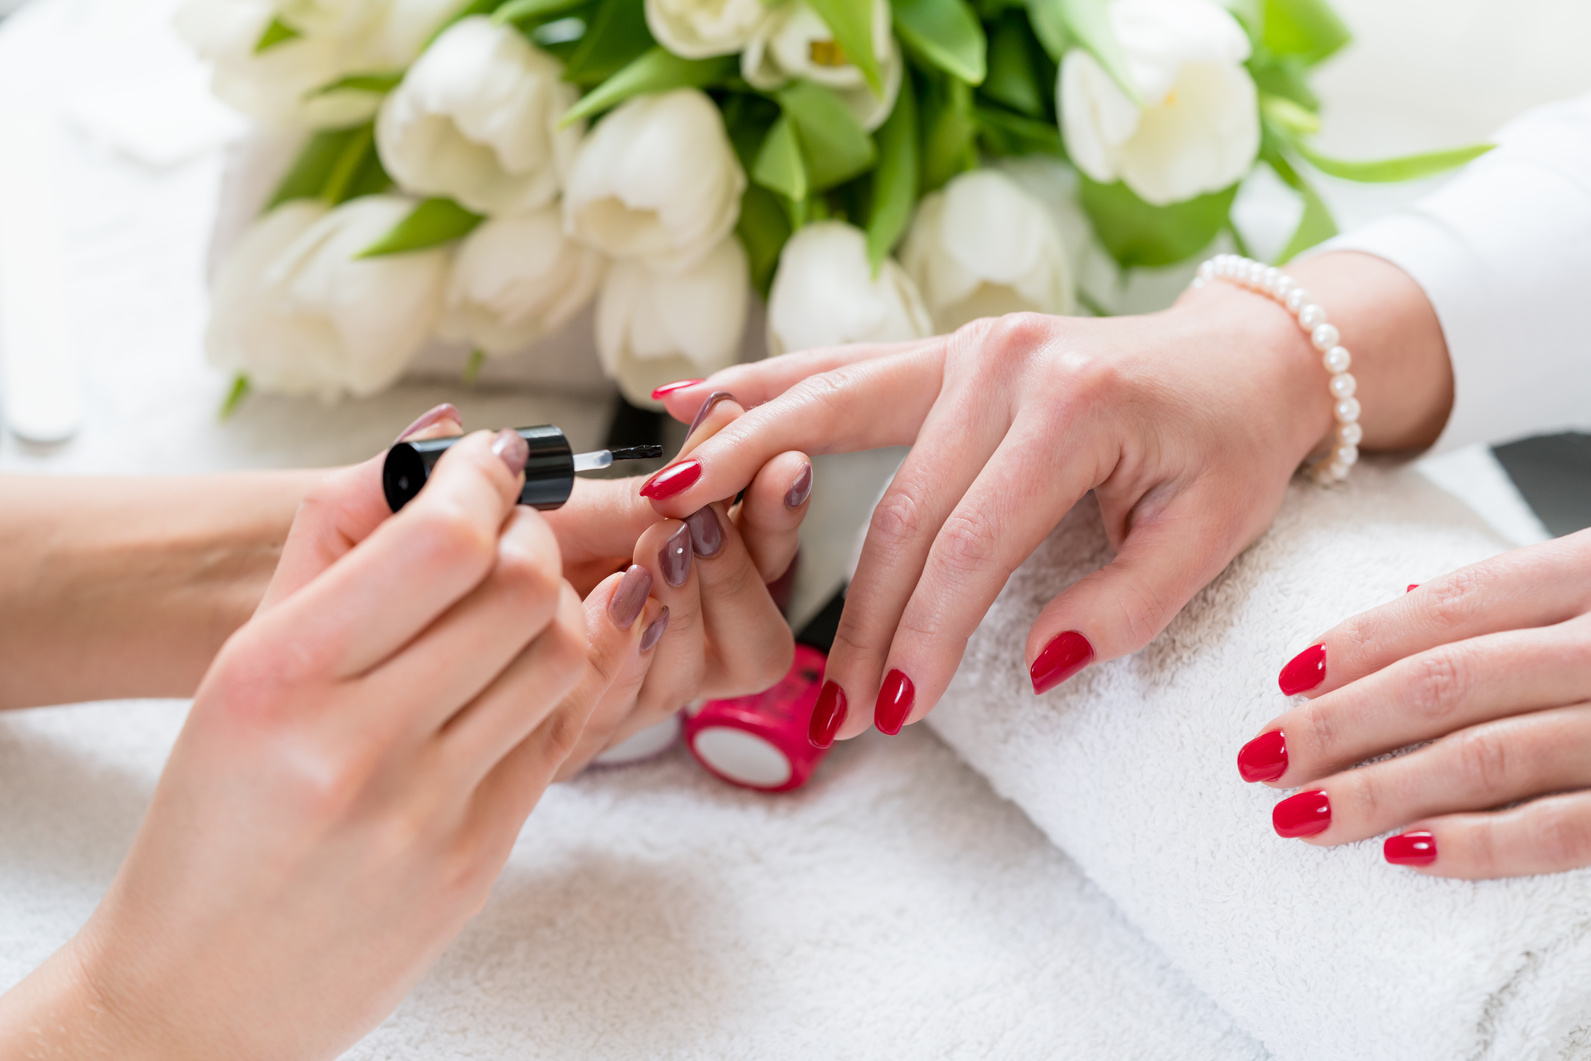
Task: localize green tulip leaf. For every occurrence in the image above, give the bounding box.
[753,115,809,203]
[254,17,300,52]
[266,123,390,210]
[493,0,588,24]
[562,0,654,87]
[777,80,877,190]
[806,0,883,95]
[1079,177,1237,269]
[1262,0,1350,66]
[1259,93,1319,137]
[893,0,986,85]
[357,197,484,258]
[974,103,1063,157]
[1249,55,1318,110]
[219,374,251,419]
[920,73,978,192]
[1047,0,1138,104]
[982,10,1046,116]
[1023,0,1069,60]
[561,49,734,125]
[304,70,406,99]
[1293,140,1494,183]
[867,73,918,271]
[1260,147,1337,262]
[737,183,794,298]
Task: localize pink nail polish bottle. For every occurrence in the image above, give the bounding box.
[685,644,831,792]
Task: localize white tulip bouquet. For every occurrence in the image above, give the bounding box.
[178,0,1489,406]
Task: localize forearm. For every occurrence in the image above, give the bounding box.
[0,471,321,710]
[1175,249,1455,456]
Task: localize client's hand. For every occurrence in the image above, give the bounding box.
[1242,528,1591,879]
[0,426,658,1060]
[646,253,1454,742]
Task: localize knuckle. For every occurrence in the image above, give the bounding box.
[1420,567,1487,632]
[494,542,561,621]
[1451,728,1511,796]
[1297,698,1339,763]
[1535,799,1591,869]
[1106,575,1170,651]
[538,704,587,766]
[1404,649,1472,725]
[869,489,926,557]
[410,503,496,575]
[937,509,1001,574]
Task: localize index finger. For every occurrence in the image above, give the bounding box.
[639,346,945,519]
[656,337,939,416]
[1274,531,1591,699]
[261,429,528,678]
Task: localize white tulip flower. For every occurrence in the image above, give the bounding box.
[206,196,449,400]
[766,221,932,356]
[439,209,606,356]
[646,0,768,58]
[596,237,750,405]
[1059,0,1258,206]
[901,169,1074,332]
[376,17,581,216]
[742,0,902,131]
[564,89,746,272]
[175,0,457,128]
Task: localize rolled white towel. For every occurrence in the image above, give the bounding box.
[931,461,1591,1061]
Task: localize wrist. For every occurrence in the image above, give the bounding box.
[0,931,148,1061]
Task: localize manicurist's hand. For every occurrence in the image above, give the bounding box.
[1241,528,1591,880]
[0,418,661,1061]
[647,252,1456,744]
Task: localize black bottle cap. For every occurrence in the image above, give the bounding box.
[383,425,575,514]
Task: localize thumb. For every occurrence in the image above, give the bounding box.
[1024,495,1246,693]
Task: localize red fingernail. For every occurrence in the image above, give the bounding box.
[651,379,704,399]
[1406,584,1420,593]
[809,681,847,749]
[874,670,915,735]
[1384,831,1437,866]
[1237,729,1288,783]
[640,459,702,500]
[1279,643,1326,695]
[1273,789,1331,838]
[1030,631,1094,694]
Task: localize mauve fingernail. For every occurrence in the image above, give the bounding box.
[687,390,735,436]
[396,403,460,442]
[785,461,813,508]
[659,524,692,586]
[492,428,529,476]
[609,564,652,629]
[640,607,670,651]
[686,506,724,558]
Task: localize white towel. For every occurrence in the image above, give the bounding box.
[0,699,1267,1060]
[930,461,1591,1061]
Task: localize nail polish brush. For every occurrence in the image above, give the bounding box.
[383,425,662,513]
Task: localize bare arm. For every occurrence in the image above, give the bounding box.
[0,471,320,710]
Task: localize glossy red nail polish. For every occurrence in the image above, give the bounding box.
[1273,789,1331,838]
[1406,584,1420,593]
[809,681,847,749]
[1384,831,1437,866]
[1237,730,1287,783]
[1278,643,1326,695]
[874,670,915,735]
[1030,630,1094,694]
[651,379,704,399]
[640,459,702,500]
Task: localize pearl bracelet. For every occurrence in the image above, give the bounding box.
[1190,254,1361,484]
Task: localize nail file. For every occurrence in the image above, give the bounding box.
[0,100,83,444]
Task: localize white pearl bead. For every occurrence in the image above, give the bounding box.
[1329,373,1357,399]
[1328,460,1349,480]
[1311,323,1340,351]
[1335,445,1359,467]
[1247,262,1267,287]
[1334,397,1361,423]
[1285,288,1309,313]
[1338,421,1363,446]
[1199,260,1215,280]
[1263,267,1282,294]
[1298,304,1327,329]
[1322,346,1351,373]
[1274,276,1294,301]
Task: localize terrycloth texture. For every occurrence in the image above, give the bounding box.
[931,461,1591,1061]
[0,699,1266,1061]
